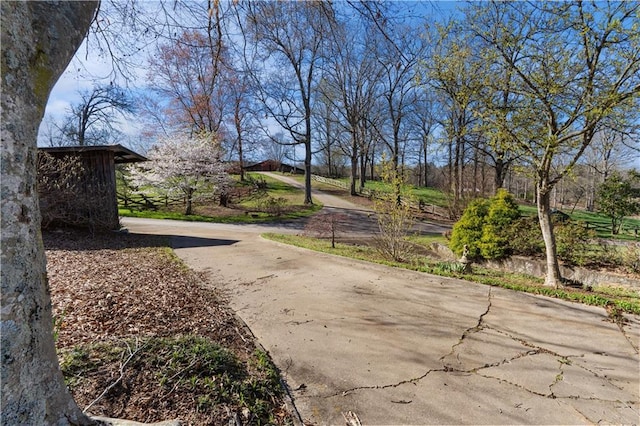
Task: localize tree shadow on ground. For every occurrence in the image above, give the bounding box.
[43,228,238,251]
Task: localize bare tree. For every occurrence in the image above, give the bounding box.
[244,1,333,204]
[59,84,134,146]
[320,10,384,195]
[145,27,229,135]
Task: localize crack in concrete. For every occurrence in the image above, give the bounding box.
[548,358,566,398]
[322,286,636,417]
[564,355,628,392]
[569,404,599,425]
[484,327,630,393]
[475,369,637,406]
[469,349,542,372]
[616,318,639,354]
[327,361,636,406]
[325,368,446,398]
[439,287,493,362]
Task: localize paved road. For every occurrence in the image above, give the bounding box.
[259,172,451,237]
[122,214,639,426]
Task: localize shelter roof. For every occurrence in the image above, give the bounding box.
[39,144,147,164]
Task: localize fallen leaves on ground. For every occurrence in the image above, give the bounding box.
[45,229,291,425]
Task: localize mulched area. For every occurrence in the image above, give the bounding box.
[45,229,291,425]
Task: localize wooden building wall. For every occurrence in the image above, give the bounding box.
[38,150,120,230]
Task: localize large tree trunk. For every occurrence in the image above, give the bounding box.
[235,102,245,182]
[1,2,98,424]
[359,152,367,192]
[536,183,563,288]
[349,135,358,196]
[303,103,313,204]
[494,157,507,193]
[422,136,428,187]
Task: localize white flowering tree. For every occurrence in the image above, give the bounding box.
[131,132,231,215]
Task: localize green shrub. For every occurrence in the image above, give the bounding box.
[507,216,544,256]
[479,189,521,259]
[257,196,287,216]
[450,189,520,259]
[449,198,490,258]
[555,221,596,265]
[620,243,640,274]
[506,216,596,266]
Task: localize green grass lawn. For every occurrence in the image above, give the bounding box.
[119,173,321,224]
[362,180,449,207]
[519,204,640,240]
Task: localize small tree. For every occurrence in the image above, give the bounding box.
[305,212,348,248]
[131,133,230,215]
[449,198,490,259]
[373,159,416,261]
[597,173,640,235]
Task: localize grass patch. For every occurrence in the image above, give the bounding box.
[407,234,449,246]
[518,204,640,240]
[362,180,448,207]
[119,172,322,223]
[119,205,321,223]
[324,177,448,207]
[262,233,640,315]
[59,336,285,424]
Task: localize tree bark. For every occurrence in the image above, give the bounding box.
[536,183,562,287]
[1,2,98,424]
[349,135,358,196]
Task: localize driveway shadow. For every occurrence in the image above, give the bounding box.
[171,235,238,249]
[43,229,238,251]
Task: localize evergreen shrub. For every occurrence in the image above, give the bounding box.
[480,189,521,259]
[449,198,490,258]
[450,189,520,260]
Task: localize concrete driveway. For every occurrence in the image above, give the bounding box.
[258,172,451,237]
[122,216,639,425]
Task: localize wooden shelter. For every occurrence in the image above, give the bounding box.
[38,144,146,230]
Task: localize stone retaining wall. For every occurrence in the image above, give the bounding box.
[430,243,640,291]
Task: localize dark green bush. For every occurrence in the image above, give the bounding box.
[507,216,544,256]
[506,216,595,265]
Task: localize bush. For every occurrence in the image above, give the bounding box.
[257,196,287,216]
[450,189,520,260]
[372,159,416,262]
[449,198,490,258]
[507,217,544,256]
[555,221,596,265]
[479,189,521,259]
[506,216,596,266]
[620,243,640,274]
